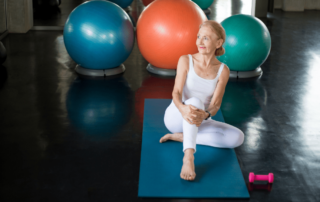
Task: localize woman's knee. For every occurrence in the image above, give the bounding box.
[184,97,204,110]
[164,105,183,133]
[231,130,244,148]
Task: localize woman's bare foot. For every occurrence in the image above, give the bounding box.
[180,149,196,181]
[159,132,183,143]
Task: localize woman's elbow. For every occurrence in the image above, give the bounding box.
[172,90,182,98]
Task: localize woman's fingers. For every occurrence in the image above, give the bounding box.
[186,117,201,126]
[189,115,201,122]
[185,117,193,125]
[190,105,198,110]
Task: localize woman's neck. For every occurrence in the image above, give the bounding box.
[199,53,217,69]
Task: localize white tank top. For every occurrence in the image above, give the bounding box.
[182,54,225,109]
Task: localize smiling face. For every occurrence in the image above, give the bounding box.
[196,25,223,55]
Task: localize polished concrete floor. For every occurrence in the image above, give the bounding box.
[33,0,87,26]
[1,0,320,201]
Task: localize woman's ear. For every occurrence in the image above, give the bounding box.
[217,38,223,49]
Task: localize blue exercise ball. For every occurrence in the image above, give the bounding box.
[66,76,133,140]
[64,1,134,70]
[217,14,271,71]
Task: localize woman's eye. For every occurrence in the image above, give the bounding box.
[197,36,200,39]
[205,37,207,40]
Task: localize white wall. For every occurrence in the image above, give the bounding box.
[7,0,33,33]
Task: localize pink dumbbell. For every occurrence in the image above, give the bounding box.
[249,172,274,183]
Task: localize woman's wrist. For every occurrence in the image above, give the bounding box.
[177,101,185,112]
[204,111,211,120]
[204,111,209,120]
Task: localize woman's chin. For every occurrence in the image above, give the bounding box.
[198,50,208,54]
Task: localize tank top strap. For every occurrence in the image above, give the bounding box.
[216,63,225,79]
[188,54,194,72]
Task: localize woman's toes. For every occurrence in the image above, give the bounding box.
[159,136,165,143]
[160,134,171,143]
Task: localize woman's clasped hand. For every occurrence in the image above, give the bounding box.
[180,104,207,127]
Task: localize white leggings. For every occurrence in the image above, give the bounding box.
[164,97,244,153]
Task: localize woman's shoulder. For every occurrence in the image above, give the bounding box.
[190,53,200,60]
[215,60,229,71]
[221,64,230,71]
[178,55,190,68]
[219,64,230,81]
[179,54,190,61]
[177,55,190,72]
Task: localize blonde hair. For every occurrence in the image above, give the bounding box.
[199,20,226,56]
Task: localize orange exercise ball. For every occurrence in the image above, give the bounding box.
[142,0,155,6]
[137,0,207,69]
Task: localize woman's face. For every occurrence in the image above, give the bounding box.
[196,26,222,55]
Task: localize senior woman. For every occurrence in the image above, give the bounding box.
[159,20,245,181]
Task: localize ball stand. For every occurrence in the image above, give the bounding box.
[230,67,263,79]
[203,8,211,15]
[146,63,176,77]
[147,64,262,79]
[75,64,125,77]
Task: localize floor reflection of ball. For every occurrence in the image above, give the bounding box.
[221,79,265,125]
[66,76,133,140]
[135,76,174,125]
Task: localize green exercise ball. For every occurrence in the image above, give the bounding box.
[192,0,214,9]
[217,14,271,72]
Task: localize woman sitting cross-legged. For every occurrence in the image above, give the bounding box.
[160,20,245,181]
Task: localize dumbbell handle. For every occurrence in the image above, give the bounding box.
[255,175,269,181]
[249,172,274,183]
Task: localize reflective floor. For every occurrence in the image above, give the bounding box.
[1,0,320,201]
[33,0,87,26]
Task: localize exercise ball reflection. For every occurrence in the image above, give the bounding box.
[135,76,174,125]
[63,1,134,70]
[66,77,133,140]
[221,79,265,125]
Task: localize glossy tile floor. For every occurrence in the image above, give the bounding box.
[33,0,87,26]
[1,0,320,201]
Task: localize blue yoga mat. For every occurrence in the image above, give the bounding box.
[138,99,250,198]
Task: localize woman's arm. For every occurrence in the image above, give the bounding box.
[206,65,230,117]
[172,55,189,112]
[172,55,197,125]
